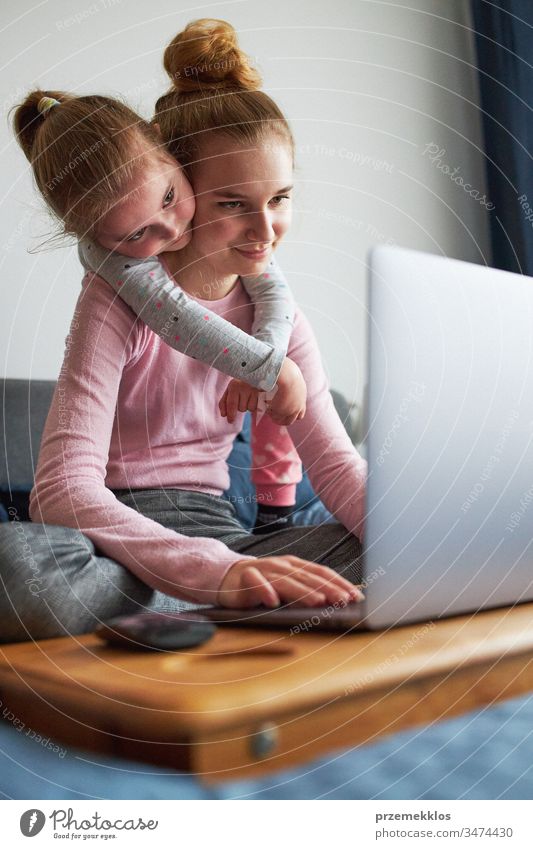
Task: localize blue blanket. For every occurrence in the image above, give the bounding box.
[2,694,531,799]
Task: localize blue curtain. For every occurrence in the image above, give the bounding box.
[472,0,533,274]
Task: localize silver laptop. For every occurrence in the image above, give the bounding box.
[361,244,533,629]
[201,246,533,632]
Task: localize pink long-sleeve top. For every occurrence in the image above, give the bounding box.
[29,271,367,605]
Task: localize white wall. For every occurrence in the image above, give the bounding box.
[1,0,491,405]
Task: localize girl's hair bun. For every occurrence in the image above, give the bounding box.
[12,89,71,162]
[163,18,261,93]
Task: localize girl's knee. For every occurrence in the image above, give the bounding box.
[0,522,91,587]
[0,522,151,643]
[0,523,92,641]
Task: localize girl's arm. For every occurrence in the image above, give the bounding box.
[79,240,286,391]
[240,256,294,350]
[218,259,306,425]
[283,308,367,540]
[216,309,367,609]
[29,275,247,606]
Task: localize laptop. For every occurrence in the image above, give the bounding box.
[202,246,533,631]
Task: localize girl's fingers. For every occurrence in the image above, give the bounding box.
[247,393,259,413]
[219,390,228,417]
[242,561,328,606]
[277,567,352,605]
[238,391,250,413]
[300,563,363,600]
[273,558,363,601]
[256,392,268,413]
[269,574,327,606]
[226,388,239,423]
[241,566,280,608]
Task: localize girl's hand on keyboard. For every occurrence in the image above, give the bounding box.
[217,556,364,609]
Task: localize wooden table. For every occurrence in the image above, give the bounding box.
[1,604,533,783]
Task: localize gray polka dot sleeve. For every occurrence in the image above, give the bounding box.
[78,240,295,391]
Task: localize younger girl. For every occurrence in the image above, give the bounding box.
[19,96,299,414]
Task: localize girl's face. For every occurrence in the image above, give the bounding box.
[96,155,195,259]
[187,134,293,277]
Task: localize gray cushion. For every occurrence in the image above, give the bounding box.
[0,379,55,491]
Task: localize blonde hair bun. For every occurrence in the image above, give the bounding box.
[163,18,261,93]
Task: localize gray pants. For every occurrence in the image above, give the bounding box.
[0,490,362,643]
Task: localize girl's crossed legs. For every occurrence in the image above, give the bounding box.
[114,488,362,583]
[0,491,362,643]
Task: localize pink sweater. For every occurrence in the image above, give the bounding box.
[29,273,367,605]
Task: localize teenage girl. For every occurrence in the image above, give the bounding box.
[12,18,366,611]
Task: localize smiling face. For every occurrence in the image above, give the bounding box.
[95,154,196,259]
[186,134,293,278]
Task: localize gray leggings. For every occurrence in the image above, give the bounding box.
[0,490,362,643]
